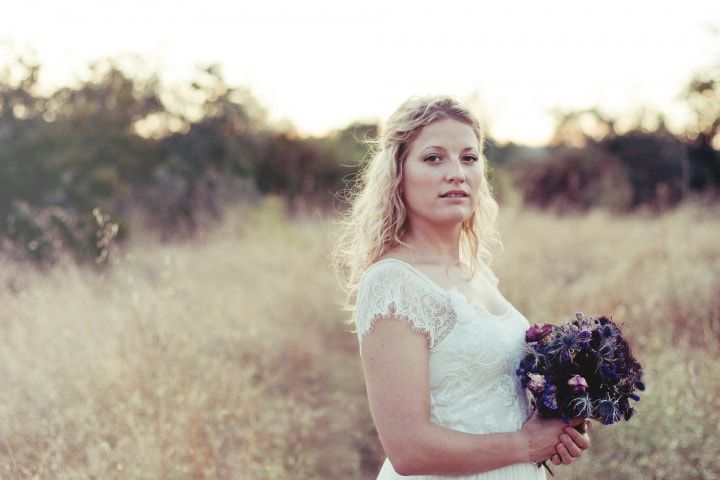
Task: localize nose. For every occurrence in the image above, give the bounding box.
[446,158,466,183]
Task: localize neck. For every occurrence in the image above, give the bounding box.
[402,219,463,266]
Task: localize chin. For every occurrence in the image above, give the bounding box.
[436,212,472,225]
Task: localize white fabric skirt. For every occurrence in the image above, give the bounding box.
[376,458,547,480]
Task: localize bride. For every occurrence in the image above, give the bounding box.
[334,96,591,479]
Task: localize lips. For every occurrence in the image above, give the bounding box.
[439,190,469,198]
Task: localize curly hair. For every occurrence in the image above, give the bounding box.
[332,95,502,313]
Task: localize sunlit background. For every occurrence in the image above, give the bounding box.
[1,2,719,479]
[3,0,719,144]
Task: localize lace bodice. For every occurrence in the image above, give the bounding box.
[354,259,542,479]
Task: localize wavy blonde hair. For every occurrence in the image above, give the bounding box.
[332,95,502,311]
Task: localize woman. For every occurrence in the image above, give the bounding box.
[334,96,591,479]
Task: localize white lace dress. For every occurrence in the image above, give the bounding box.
[354,258,545,480]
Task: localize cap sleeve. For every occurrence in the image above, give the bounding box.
[353,261,456,355]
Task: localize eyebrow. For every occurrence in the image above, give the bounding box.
[421,146,479,153]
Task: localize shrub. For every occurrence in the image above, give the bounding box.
[517,146,633,213]
[0,202,119,266]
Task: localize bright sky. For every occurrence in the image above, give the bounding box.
[2,0,719,145]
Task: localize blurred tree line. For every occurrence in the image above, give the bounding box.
[0,46,375,265]
[506,60,720,213]
[0,45,718,265]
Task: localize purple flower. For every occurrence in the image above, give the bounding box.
[526,323,554,343]
[568,374,589,394]
[527,373,546,393]
[517,312,644,428]
[541,385,558,411]
[599,363,621,385]
[594,399,622,425]
[547,327,588,362]
[576,329,592,349]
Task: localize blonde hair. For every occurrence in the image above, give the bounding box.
[332,95,502,311]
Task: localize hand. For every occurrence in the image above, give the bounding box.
[549,419,592,466]
[520,411,583,462]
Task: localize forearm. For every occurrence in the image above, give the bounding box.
[385,423,531,477]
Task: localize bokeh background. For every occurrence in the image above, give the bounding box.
[1,1,719,479]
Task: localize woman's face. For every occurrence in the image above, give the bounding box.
[401,118,483,229]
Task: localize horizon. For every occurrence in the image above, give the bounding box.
[2,0,719,146]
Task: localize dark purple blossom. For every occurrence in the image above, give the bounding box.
[526,323,554,343]
[541,385,558,412]
[599,363,621,385]
[594,399,622,425]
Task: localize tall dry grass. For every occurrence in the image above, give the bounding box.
[1,197,718,479]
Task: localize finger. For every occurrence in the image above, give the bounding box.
[560,433,583,457]
[565,427,591,449]
[570,418,589,433]
[569,417,586,429]
[550,454,561,465]
[556,443,573,465]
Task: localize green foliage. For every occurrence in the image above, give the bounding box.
[0,203,119,267]
[1,43,719,264]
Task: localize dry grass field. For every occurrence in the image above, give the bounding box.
[1,197,719,479]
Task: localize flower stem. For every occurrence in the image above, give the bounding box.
[538,460,554,476]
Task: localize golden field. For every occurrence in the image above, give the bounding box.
[1,198,719,479]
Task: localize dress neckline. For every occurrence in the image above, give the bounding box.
[372,257,512,319]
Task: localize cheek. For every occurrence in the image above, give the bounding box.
[402,171,436,206]
[468,168,485,192]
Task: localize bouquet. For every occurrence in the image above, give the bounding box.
[516,312,645,473]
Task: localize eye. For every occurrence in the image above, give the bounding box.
[463,155,479,162]
[423,154,442,163]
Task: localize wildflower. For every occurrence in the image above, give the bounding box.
[567,374,589,394]
[594,399,622,425]
[541,385,558,412]
[527,373,546,393]
[517,352,544,385]
[547,327,588,362]
[596,339,616,364]
[526,323,553,343]
[599,363,621,385]
[576,329,592,349]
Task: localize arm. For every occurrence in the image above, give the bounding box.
[361,315,584,476]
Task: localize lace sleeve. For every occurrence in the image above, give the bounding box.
[353,261,456,356]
